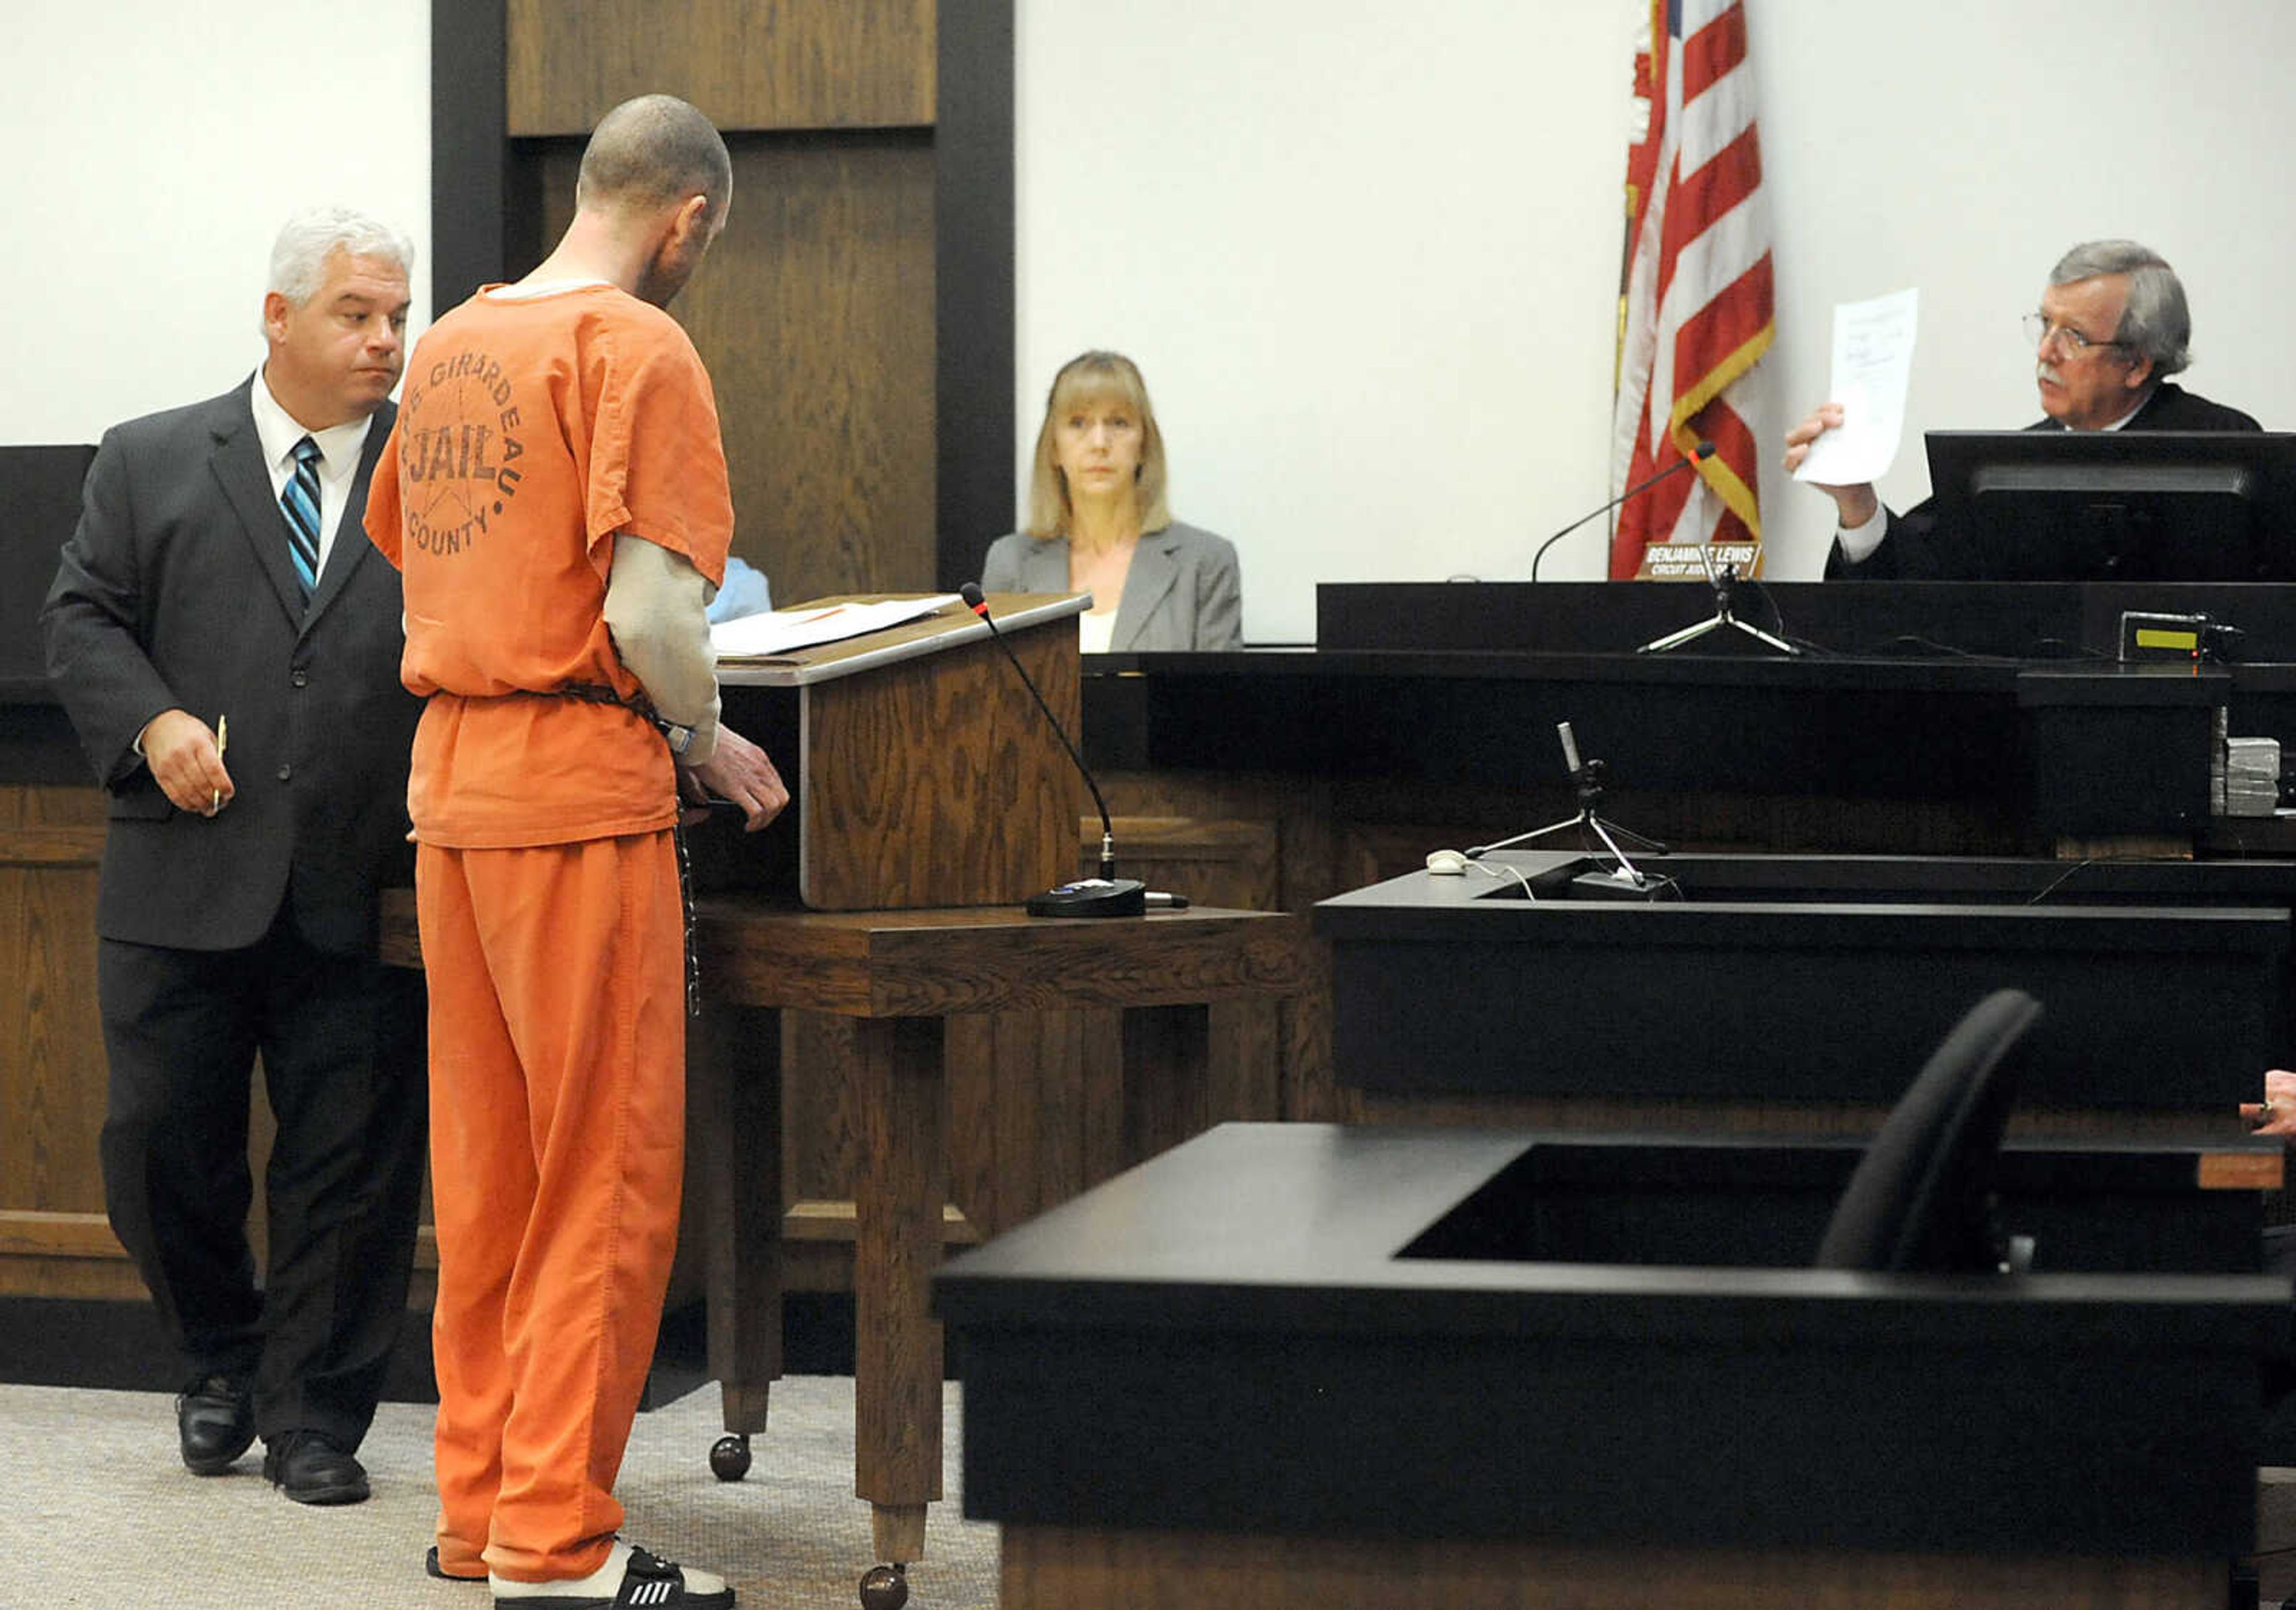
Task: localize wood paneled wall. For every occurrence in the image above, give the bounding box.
[526,139,939,606]
[503,1,950,606]
[0,784,114,1296]
[506,0,936,136]
[0,783,439,1304]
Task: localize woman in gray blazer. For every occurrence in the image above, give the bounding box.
[981,351,1242,650]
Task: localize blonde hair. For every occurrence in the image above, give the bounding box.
[1022,351,1171,538]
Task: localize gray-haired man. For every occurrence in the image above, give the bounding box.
[1784,239,2262,579]
[41,206,430,1504]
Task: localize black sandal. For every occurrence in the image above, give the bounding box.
[493,1545,734,1608]
[426,1546,485,1583]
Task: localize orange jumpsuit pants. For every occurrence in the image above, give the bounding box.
[417,832,686,1582]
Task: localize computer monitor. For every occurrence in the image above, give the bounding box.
[1923,429,2296,582]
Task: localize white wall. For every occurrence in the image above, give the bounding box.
[1018,1,2296,642]
[3,1,431,445]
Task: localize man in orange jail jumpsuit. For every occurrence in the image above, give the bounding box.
[364,94,787,1608]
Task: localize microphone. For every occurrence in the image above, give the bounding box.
[960,583,1147,917]
[1529,439,1717,581]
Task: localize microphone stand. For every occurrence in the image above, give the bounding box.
[1530,446,1712,582]
[1468,722,1668,885]
[1636,527,1799,655]
[960,585,1147,917]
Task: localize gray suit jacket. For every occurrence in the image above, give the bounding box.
[41,380,423,954]
[979,520,1242,650]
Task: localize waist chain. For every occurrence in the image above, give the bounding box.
[519,682,699,757]
[518,682,705,1016]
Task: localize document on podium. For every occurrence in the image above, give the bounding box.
[711,594,962,662]
[1793,287,1919,487]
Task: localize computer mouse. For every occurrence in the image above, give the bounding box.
[1425,848,1470,875]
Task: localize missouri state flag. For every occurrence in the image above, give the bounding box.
[1610,0,1774,579]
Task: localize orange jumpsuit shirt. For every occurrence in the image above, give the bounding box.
[366,282,732,844]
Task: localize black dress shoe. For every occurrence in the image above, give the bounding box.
[175,1374,254,1475]
[262,1431,370,1505]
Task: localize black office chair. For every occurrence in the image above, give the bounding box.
[1813,989,2042,1273]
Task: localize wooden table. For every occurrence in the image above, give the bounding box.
[384,892,1305,1574]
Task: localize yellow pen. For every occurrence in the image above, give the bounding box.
[212,714,227,813]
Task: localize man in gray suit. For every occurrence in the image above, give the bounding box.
[41,207,429,1505]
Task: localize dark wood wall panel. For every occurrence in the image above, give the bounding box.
[507,0,936,136]
[712,140,938,597]
[0,785,106,1220]
[533,139,938,602]
[932,2,1015,587]
[0,786,435,1303]
[0,783,127,1297]
[432,0,511,310]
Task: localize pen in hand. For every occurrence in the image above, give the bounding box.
[212,714,227,814]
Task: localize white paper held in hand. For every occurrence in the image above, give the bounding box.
[1793,287,1919,488]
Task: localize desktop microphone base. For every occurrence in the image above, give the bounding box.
[1025,877,1149,918]
[1568,867,1676,902]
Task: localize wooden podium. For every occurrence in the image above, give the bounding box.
[700,591,1088,908]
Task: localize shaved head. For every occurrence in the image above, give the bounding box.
[576,94,731,221]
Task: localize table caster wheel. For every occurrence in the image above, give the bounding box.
[709,1433,751,1481]
[858,1562,908,1609]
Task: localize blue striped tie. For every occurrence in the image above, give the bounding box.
[282,436,322,599]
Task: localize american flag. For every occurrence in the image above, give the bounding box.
[1610,0,1774,581]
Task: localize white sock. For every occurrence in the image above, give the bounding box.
[661,1558,728,1596]
[492,1541,727,1599]
[493,1541,630,1599]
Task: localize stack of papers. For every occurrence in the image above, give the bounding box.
[2225,736,2282,817]
[711,594,961,661]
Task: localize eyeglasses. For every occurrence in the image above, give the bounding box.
[2023,312,2127,358]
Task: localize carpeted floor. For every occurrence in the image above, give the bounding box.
[15,1362,2296,1608]
[0,1376,997,1609]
